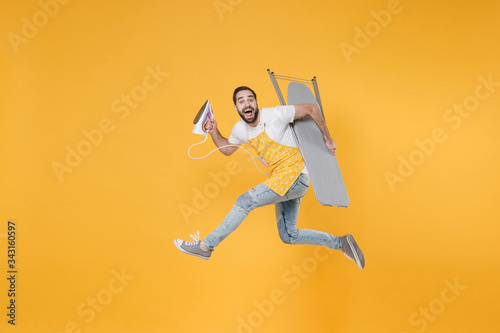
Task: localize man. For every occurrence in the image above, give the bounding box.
[175,86,365,269]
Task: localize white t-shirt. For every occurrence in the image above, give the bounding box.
[228,105,308,173]
[228,105,298,147]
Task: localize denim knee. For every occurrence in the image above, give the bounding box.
[234,191,255,213]
[279,228,298,245]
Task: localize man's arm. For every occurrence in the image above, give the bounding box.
[293,103,337,156]
[205,119,239,156]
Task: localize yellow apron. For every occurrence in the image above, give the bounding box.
[245,115,305,196]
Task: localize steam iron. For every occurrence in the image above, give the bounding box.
[192,100,214,135]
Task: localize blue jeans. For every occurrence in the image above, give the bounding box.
[204,173,341,250]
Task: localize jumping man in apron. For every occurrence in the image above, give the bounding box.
[175,86,365,269]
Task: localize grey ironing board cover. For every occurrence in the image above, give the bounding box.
[287,82,350,207]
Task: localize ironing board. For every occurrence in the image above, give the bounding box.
[267,70,349,207]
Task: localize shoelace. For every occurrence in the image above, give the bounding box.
[184,231,201,246]
[190,230,200,241]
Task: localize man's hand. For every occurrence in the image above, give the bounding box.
[294,104,338,156]
[205,119,217,135]
[325,137,337,156]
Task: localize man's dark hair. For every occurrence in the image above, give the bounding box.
[233,86,257,105]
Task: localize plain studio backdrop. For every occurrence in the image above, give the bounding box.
[1,0,499,332]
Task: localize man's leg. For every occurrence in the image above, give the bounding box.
[273,173,340,248]
[203,182,284,249]
[275,199,341,249]
[275,174,365,269]
[174,181,286,259]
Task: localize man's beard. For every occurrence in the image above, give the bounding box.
[239,106,259,124]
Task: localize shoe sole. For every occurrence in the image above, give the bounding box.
[346,234,365,269]
[174,240,210,260]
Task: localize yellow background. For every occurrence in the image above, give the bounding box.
[1,0,499,332]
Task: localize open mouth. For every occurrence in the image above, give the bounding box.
[243,108,254,119]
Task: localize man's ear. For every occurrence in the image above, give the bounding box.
[234,105,238,112]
